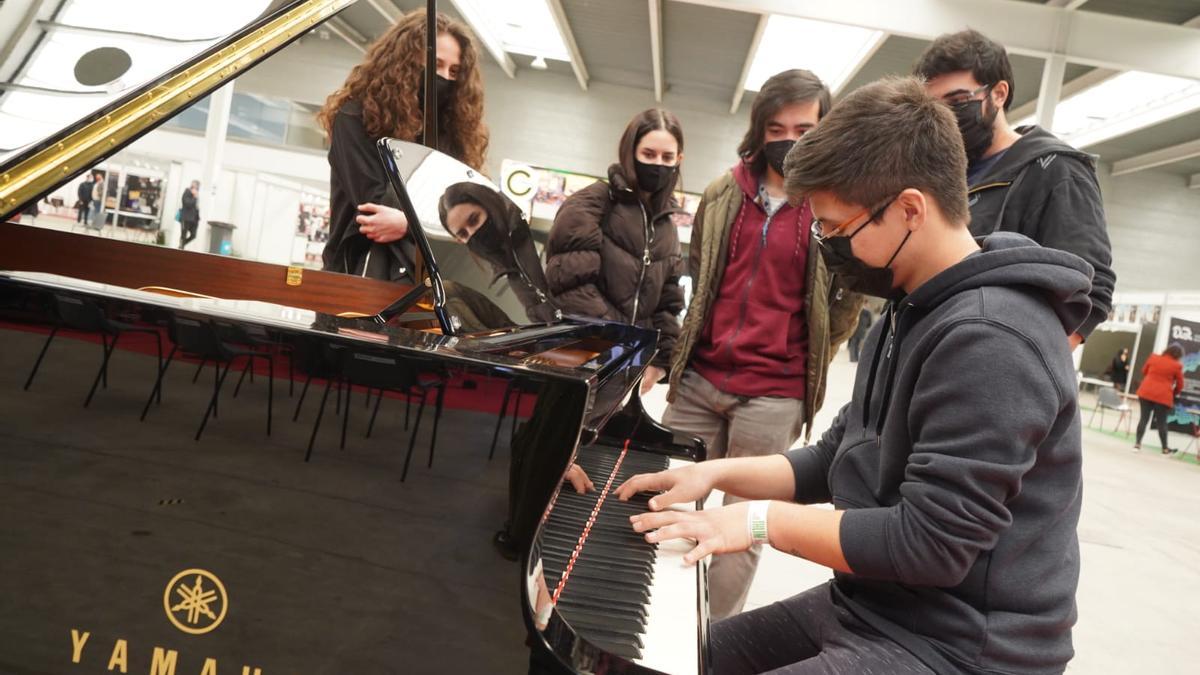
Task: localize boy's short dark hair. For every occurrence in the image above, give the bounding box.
[913,29,1015,110]
[783,76,970,225]
[738,69,832,174]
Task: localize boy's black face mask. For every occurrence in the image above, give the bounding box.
[762,139,796,176]
[952,97,999,166]
[816,198,910,300]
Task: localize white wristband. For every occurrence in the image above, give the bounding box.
[747,500,770,546]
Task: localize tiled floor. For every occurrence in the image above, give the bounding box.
[641,349,1200,674]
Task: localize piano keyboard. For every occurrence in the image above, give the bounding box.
[540,444,702,674]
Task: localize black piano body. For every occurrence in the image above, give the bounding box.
[0,1,710,673]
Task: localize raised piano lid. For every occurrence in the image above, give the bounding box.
[0,2,667,667]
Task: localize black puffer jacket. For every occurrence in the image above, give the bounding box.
[545,164,685,369]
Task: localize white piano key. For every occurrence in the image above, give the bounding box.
[635,457,703,675]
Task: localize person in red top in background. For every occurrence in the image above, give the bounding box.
[662,70,863,619]
[1134,344,1185,454]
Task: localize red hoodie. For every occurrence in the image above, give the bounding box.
[690,162,810,399]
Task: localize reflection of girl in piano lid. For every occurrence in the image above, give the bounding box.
[439,182,560,324]
[316,10,490,283]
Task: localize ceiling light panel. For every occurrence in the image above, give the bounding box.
[1042,71,1200,148]
[744,14,884,93]
[453,0,569,61]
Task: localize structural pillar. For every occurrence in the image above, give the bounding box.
[197,81,234,251]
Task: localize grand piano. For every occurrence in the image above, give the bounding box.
[0,1,709,673]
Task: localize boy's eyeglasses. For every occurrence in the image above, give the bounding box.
[810,195,898,242]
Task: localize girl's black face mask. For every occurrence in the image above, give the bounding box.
[634,161,676,194]
[418,75,456,113]
[466,214,507,256]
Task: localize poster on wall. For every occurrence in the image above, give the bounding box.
[1166,317,1200,428]
[500,159,700,242]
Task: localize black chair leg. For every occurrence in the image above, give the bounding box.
[196,361,232,441]
[293,373,313,422]
[151,332,163,404]
[99,334,110,389]
[24,325,59,391]
[266,356,273,436]
[233,360,251,398]
[304,378,333,462]
[340,384,351,450]
[85,333,119,407]
[401,390,428,482]
[365,387,372,409]
[405,394,411,430]
[192,357,208,383]
[141,344,177,421]
[367,388,385,439]
[427,382,445,469]
[511,389,523,437]
[212,361,220,418]
[287,350,294,397]
[489,380,515,460]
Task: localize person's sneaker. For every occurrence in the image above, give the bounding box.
[1132,444,1141,452]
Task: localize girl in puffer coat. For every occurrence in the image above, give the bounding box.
[545,108,686,394]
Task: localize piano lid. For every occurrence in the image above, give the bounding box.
[0,0,353,221]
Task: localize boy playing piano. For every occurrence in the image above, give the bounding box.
[615,76,1091,675]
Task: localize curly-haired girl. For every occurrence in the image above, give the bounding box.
[318,10,489,281]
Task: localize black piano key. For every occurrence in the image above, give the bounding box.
[534,445,679,665]
[554,602,645,636]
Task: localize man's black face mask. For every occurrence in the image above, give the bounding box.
[952,94,999,166]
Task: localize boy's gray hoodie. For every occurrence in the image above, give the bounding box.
[786,232,1093,674]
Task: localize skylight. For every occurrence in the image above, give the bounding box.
[744,15,885,94]
[0,0,271,158]
[1017,71,1200,148]
[451,0,570,62]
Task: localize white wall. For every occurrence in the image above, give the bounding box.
[1098,164,1200,293]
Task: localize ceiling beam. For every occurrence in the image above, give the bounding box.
[676,0,1200,80]
[1111,139,1200,177]
[729,13,767,114]
[648,0,664,102]
[547,0,589,91]
[326,16,368,54]
[0,0,47,83]
[1045,0,1089,8]
[363,0,400,24]
[1190,173,1200,189]
[446,0,516,79]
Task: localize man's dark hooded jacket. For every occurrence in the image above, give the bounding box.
[967,125,1113,337]
[787,233,1092,674]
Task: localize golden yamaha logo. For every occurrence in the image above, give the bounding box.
[67,568,267,674]
[164,569,228,635]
